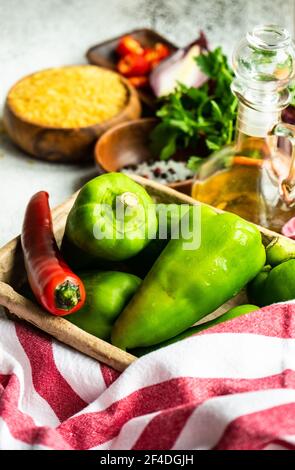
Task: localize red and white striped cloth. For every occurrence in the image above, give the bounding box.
[1,303,295,450]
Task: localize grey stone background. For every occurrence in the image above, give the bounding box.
[0,0,294,246]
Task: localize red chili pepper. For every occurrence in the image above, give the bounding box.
[128,76,149,88]
[144,43,170,67]
[116,35,144,57]
[154,43,170,59]
[21,191,86,316]
[117,53,150,77]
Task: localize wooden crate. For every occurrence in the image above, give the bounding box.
[0,176,290,371]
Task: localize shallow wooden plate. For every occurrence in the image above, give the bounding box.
[0,176,291,371]
[86,28,178,108]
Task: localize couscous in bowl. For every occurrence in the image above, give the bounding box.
[4,65,141,163]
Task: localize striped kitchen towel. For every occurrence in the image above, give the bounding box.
[1,302,295,450]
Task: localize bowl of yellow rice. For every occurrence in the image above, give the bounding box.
[3,65,141,163]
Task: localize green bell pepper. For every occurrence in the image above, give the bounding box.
[133,304,259,356]
[111,206,266,350]
[67,271,141,340]
[247,235,295,306]
[265,236,295,267]
[64,173,158,261]
[62,201,184,275]
[248,259,295,306]
[61,233,130,272]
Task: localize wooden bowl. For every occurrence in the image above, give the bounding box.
[3,67,141,163]
[86,28,178,109]
[94,118,193,195]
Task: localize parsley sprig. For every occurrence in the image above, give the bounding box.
[150,47,238,162]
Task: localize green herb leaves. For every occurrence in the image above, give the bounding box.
[186,156,203,172]
[150,47,238,161]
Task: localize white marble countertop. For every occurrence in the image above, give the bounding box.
[0,0,294,247]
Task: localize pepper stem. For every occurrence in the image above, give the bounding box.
[55,280,81,311]
[118,192,139,208]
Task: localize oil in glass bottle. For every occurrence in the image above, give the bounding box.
[192,25,295,233]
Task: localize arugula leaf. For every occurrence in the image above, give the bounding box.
[150,47,238,162]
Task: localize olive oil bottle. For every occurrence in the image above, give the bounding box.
[192,25,295,233]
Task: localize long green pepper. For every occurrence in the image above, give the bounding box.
[112,206,266,350]
[133,304,259,356]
